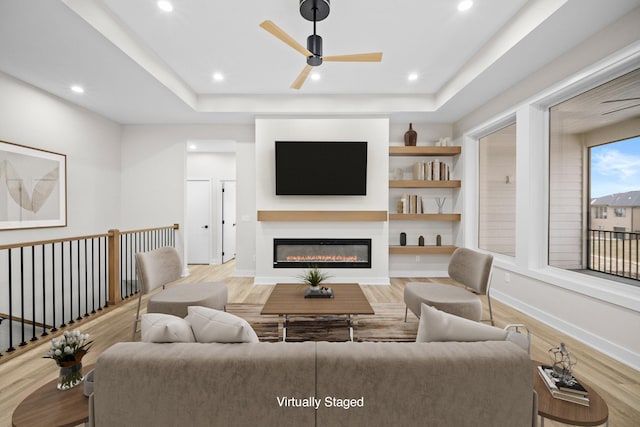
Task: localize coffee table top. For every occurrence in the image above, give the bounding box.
[532,361,608,426]
[12,364,93,427]
[261,283,374,316]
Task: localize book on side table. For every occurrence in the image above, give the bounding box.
[537,365,590,406]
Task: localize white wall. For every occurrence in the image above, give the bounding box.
[119,124,254,268]
[254,118,389,284]
[0,71,122,245]
[455,10,640,369]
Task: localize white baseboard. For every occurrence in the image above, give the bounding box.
[253,276,390,285]
[233,269,255,278]
[492,289,640,371]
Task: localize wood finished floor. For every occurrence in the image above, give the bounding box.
[1,261,638,427]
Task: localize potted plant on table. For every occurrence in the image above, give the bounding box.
[299,265,331,290]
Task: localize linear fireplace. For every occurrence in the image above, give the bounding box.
[273,238,372,269]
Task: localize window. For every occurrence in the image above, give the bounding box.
[478,123,516,256]
[550,68,640,283]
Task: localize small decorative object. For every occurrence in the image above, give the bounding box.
[44,329,92,390]
[396,199,404,214]
[404,123,417,146]
[393,167,404,180]
[549,342,577,384]
[418,235,425,246]
[400,232,407,246]
[304,286,334,299]
[435,197,446,214]
[298,265,331,290]
[436,234,442,246]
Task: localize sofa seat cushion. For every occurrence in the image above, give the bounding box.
[404,281,482,321]
[147,281,228,318]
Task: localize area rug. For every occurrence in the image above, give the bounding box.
[226,303,419,342]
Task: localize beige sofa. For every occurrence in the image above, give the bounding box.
[89,340,536,427]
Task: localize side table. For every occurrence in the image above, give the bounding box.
[12,364,94,427]
[532,361,608,426]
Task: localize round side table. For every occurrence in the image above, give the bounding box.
[12,364,94,427]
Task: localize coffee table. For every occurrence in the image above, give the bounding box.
[532,361,608,426]
[260,283,374,341]
[12,364,94,427]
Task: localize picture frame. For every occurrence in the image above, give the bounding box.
[0,140,67,230]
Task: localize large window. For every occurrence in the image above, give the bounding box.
[549,68,640,283]
[478,123,516,256]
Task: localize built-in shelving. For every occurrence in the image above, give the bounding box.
[388,213,460,221]
[389,245,457,255]
[257,210,388,222]
[389,146,461,156]
[389,179,461,188]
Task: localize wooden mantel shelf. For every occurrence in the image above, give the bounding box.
[257,210,388,222]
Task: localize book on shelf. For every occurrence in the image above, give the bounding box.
[398,194,423,214]
[412,160,450,181]
[537,365,589,406]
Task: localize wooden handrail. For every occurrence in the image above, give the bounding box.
[119,223,179,236]
[0,233,109,251]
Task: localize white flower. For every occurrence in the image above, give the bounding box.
[54,349,62,356]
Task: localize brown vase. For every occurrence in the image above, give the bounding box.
[404,123,417,146]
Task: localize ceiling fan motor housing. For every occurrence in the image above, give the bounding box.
[300,0,330,22]
[307,34,323,66]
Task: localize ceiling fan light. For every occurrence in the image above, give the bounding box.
[71,85,85,94]
[310,73,321,81]
[408,73,419,82]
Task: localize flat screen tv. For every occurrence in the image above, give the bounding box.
[275,141,368,195]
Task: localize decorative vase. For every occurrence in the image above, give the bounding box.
[400,232,407,246]
[404,123,417,146]
[418,236,425,246]
[58,362,84,390]
[436,235,442,247]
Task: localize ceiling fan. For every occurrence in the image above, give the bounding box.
[260,0,383,90]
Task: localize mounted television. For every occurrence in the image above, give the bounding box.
[275,141,368,196]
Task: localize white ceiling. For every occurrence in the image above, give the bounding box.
[0,0,638,125]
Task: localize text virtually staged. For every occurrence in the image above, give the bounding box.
[276,395,365,410]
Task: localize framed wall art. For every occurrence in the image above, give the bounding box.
[0,140,67,230]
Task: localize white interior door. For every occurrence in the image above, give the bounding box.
[186,179,211,264]
[221,180,236,263]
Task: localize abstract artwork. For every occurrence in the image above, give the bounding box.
[0,140,66,230]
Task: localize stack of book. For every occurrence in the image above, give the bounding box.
[398,194,423,214]
[412,160,450,181]
[537,365,589,406]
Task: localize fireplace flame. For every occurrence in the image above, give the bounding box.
[285,255,359,262]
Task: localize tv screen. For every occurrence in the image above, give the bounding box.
[275,141,368,195]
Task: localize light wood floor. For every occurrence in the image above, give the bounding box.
[1,262,638,427]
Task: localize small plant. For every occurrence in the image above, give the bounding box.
[298,265,331,288]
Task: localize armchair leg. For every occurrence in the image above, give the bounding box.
[132,294,143,341]
[404,306,408,322]
[487,293,494,326]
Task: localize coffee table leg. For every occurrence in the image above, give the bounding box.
[283,315,288,342]
[348,315,354,342]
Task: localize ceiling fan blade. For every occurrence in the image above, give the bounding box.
[291,65,313,90]
[322,52,383,62]
[260,20,313,58]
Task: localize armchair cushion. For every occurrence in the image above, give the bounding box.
[141,313,195,343]
[186,306,259,343]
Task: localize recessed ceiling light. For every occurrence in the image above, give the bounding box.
[157,1,174,12]
[310,72,321,81]
[458,0,473,12]
[212,72,224,82]
[70,85,84,94]
[408,73,419,82]
[189,144,197,151]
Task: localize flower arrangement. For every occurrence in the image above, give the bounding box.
[45,330,93,367]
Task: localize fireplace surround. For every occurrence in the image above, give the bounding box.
[273,238,372,268]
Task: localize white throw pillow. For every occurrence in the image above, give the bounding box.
[186,306,259,343]
[416,303,507,343]
[141,313,196,343]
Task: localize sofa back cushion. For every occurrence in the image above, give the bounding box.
[186,305,259,343]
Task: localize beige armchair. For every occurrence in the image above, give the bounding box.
[404,247,494,324]
[132,246,228,340]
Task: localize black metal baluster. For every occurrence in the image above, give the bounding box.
[41,244,48,336]
[30,246,37,342]
[84,239,89,317]
[77,240,82,321]
[60,242,66,328]
[119,234,124,300]
[69,240,74,325]
[51,243,57,332]
[7,249,15,352]
[19,247,26,346]
[102,236,108,308]
[91,238,96,314]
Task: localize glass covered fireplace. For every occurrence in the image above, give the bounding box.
[273,238,372,269]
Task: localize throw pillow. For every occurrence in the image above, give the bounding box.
[186,306,259,343]
[416,303,507,343]
[141,313,196,343]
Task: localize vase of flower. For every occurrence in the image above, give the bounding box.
[58,361,84,390]
[45,329,92,391]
